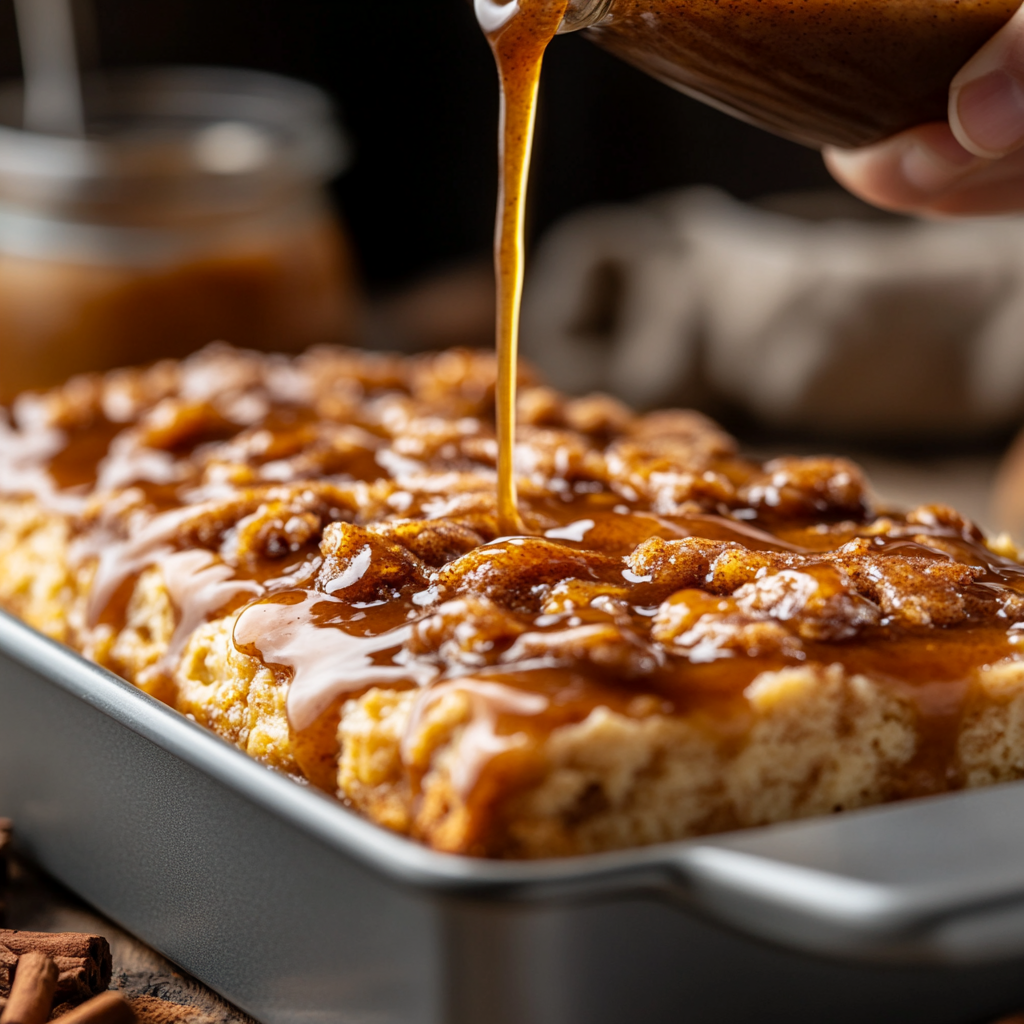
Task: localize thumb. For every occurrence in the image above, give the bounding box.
[950,2,1024,159]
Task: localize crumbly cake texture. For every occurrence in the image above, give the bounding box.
[3,344,1024,858]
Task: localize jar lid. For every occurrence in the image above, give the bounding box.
[0,65,350,222]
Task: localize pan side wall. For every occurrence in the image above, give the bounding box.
[0,649,442,1024]
[4,646,1024,1023]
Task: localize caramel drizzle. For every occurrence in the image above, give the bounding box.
[477,0,569,535]
[10,358,1024,814]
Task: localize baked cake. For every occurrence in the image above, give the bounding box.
[3,344,1023,858]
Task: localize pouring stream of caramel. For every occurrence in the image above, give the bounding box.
[477,0,569,535]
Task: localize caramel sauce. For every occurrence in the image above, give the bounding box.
[233,588,436,731]
[1,2,1020,857]
[7,0,1024,840]
[0,214,358,404]
[1,2,1022,861]
[478,0,569,534]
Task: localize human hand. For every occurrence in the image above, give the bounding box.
[825,3,1024,215]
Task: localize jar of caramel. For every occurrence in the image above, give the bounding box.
[0,66,360,403]
[559,0,1023,148]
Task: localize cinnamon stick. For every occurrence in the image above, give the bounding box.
[0,945,18,999]
[49,992,136,1024]
[0,951,57,1024]
[0,932,111,1002]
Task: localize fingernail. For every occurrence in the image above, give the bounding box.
[955,69,1024,157]
[900,137,979,194]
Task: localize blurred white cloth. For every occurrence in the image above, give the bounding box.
[521,187,1024,439]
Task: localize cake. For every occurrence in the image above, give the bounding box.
[2,343,1023,858]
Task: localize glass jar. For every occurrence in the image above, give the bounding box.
[558,0,1023,148]
[0,65,360,403]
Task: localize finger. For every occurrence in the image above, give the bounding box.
[824,122,988,214]
[909,143,1024,212]
[827,121,1024,215]
[950,2,1024,159]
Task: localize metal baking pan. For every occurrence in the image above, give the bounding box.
[5,606,1024,1024]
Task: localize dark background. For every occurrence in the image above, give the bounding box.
[0,0,835,293]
